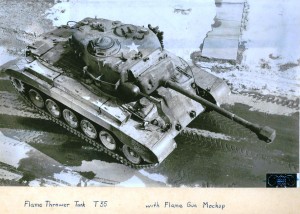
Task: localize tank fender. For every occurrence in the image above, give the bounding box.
[5,68,53,93]
[192,67,230,104]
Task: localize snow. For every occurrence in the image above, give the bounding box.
[117,175,146,187]
[139,169,167,184]
[216,65,300,98]
[185,128,236,141]
[243,0,300,64]
[53,170,95,186]
[0,169,22,181]
[28,178,66,187]
[212,0,300,98]
[70,160,167,186]
[0,131,31,167]
[45,0,216,60]
[226,94,298,116]
[0,47,16,65]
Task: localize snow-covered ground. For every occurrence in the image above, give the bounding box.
[0,47,15,65]
[243,0,299,66]
[203,0,300,98]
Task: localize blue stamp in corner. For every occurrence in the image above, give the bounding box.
[266,173,298,188]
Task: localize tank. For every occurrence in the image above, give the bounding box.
[2,17,276,168]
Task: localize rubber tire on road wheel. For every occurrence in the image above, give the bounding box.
[122,145,141,164]
[80,119,97,139]
[62,109,79,128]
[28,89,44,108]
[99,130,117,150]
[45,99,61,118]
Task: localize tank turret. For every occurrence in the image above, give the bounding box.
[68,19,198,100]
[2,17,276,167]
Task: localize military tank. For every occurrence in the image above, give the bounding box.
[2,17,276,168]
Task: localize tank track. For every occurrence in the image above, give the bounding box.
[13,83,156,169]
[239,91,299,109]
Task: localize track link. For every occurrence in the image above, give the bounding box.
[240,91,300,109]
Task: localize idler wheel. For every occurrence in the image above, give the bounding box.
[122,145,141,164]
[99,130,117,150]
[80,119,97,139]
[63,109,79,128]
[45,99,61,118]
[28,89,44,108]
[11,78,25,93]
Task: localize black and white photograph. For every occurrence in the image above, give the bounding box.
[0,0,299,199]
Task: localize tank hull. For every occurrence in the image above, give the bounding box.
[5,58,218,164]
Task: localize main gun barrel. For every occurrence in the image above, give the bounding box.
[164,80,276,143]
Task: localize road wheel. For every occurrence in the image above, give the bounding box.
[99,130,117,150]
[122,145,141,164]
[80,119,97,139]
[28,89,44,108]
[45,99,61,118]
[63,109,79,128]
